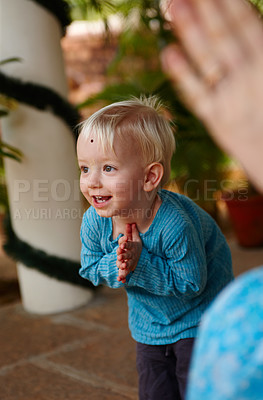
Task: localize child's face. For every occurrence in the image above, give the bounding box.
[77,133,147,219]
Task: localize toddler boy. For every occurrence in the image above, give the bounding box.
[77,96,233,400]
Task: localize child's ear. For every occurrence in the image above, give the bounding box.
[143,163,164,192]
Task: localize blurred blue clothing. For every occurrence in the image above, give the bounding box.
[80,189,233,345]
[187,266,263,400]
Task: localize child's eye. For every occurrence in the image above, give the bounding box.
[103,165,115,173]
[80,166,89,174]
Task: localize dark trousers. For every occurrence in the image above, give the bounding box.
[136,338,195,400]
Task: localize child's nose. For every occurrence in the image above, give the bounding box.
[87,170,102,188]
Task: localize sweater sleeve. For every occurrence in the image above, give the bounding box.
[126,223,207,298]
[79,211,123,289]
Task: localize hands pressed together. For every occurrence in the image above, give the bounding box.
[116,223,142,284]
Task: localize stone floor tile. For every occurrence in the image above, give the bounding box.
[0,304,89,369]
[73,286,129,330]
[0,363,133,400]
[48,328,138,392]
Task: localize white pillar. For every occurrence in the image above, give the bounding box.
[0,0,92,313]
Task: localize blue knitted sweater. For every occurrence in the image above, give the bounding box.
[80,190,233,345]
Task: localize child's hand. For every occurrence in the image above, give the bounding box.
[116,223,142,283]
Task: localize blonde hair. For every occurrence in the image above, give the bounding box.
[78,95,176,186]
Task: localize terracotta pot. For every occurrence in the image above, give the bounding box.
[224,194,263,247]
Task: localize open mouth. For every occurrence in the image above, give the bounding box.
[93,195,112,205]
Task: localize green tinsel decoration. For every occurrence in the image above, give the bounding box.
[0,72,81,141]
[3,215,95,289]
[28,0,71,35]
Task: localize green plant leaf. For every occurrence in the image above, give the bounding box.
[0,57,22,66]
[0,141,23,162]
[67,0,116,20]
[249,0,263,15]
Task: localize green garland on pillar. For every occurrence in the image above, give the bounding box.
[3,214,95,289]
[0,74,89,287]
[0,72,81,140]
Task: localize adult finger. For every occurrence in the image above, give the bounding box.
[220,0,263,54]
[167,0,262,80]
[190,0,246,70]
[161,45,209,117]
[168,0,225,82]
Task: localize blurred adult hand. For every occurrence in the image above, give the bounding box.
[161,0,263,192]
